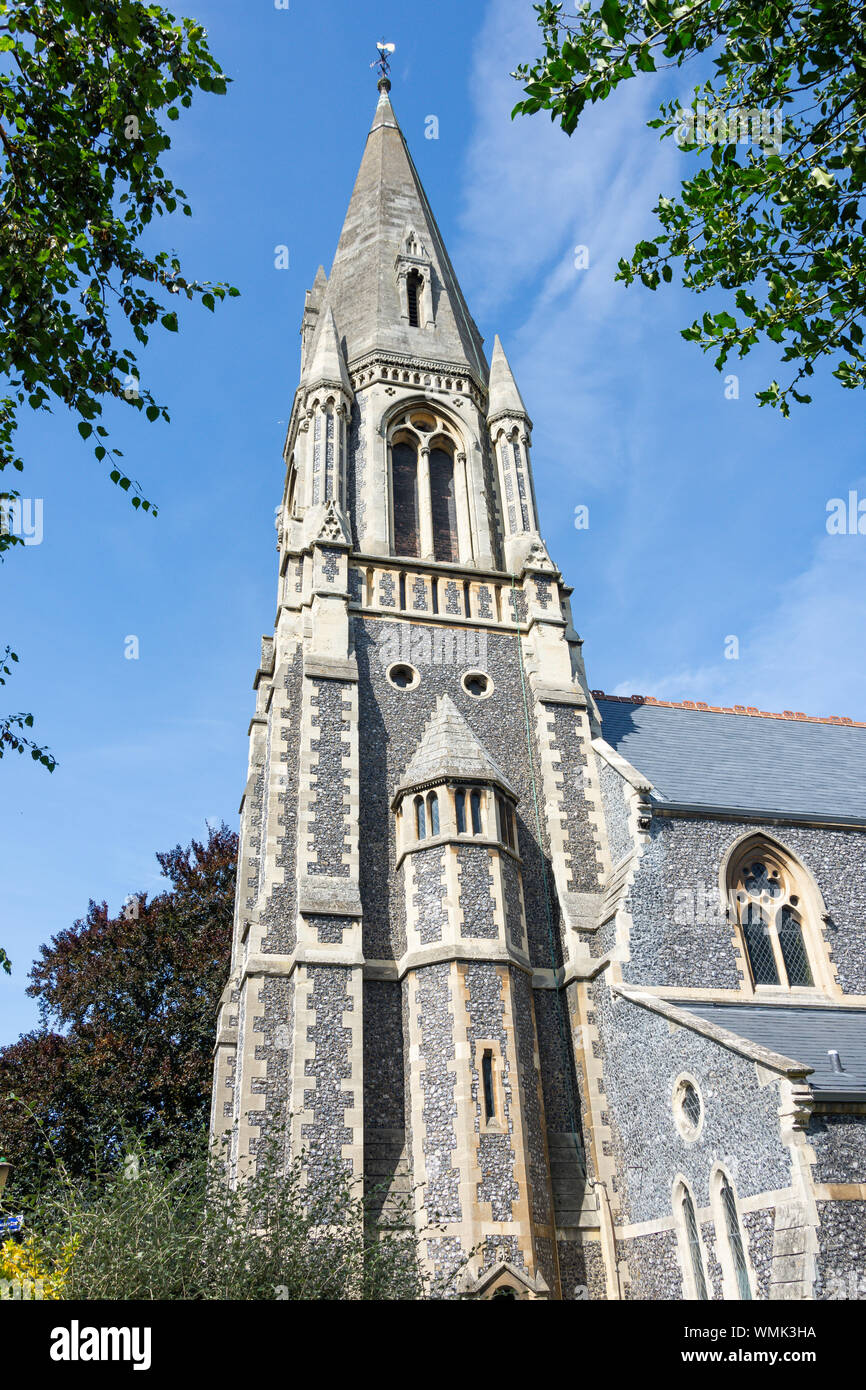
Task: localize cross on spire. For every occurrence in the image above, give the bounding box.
[371,39,395,91]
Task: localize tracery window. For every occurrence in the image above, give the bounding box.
[388,409,461,562]
[728,841,815,990]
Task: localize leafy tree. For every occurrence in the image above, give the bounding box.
[513,0,866,412]
[4,1134,433,1301]
[0,0,238,792]
[0,824,236,1188]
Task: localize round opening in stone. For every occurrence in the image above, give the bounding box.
[463,671,490,699]
[387,663,418,690]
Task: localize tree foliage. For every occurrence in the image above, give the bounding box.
[0,0,237,785]
[0,824,236,1188]
[4,1134,430,1301]
[513,0,866,412]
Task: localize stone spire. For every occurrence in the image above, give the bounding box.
[488,335,529,424]
[304,305,353,397]
[320,86,487,381]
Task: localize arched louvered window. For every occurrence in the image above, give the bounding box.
[427,791,440,837]
[415,795,426,841]
[470,790,482,836]
[455,788,466,834]
[392,440,420,558]
[679,1186,709,1300]
[718,1172,752,1300]
[729,841,816,991]
[429,445,458,563]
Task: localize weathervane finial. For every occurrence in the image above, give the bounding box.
[371,39,395,92]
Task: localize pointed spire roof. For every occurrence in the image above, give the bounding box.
[488,336,528,420]
[304,306,353,395]
[322,86,487,381]
[394,696,517,802]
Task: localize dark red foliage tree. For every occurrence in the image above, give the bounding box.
[0,823,235,1190]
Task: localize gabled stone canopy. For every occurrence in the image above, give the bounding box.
[322,86,488,380]
[393,694,517,803]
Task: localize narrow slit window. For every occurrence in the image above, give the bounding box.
[470,789,482,835]
[455,788,466,834]
[415,796,426,841]
[482,1050,495,1123]
[407,271,422,328]
[428,791,440,837]
[399,572,406,610]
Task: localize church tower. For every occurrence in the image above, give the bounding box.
[211,72,616,1301]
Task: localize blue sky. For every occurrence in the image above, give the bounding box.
[2,0,864,1044]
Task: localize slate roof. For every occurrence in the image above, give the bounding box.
[394,695,516,802]
[681,1002,866,1099]
[596,696,866,821]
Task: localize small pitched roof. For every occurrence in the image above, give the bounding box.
[304,306,353,395]
[683,1002,866,1100]
[596,696,866,822]
[488,335,527,419]
[394,695,516,801]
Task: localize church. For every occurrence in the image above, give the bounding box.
[210,72,866,1300]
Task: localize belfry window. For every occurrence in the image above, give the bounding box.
[427,791,440,837]
[392,440,420,558]
[455,788,466,834]
[415,795,426,841]
[430,446,457,563]
[470,790,482,836]
[388,408,463,563]
[729,842,817,991]
[407,270,423,327]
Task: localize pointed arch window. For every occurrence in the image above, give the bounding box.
[676,1184,709,1300]
[427,791,440,837]
[470,790,483,836]
[729,842,816,991]
[392,440,420,558]
[415,795,426,841]
[717,1172,753,1300]
[429,445,458,562]
[455,788,466,834]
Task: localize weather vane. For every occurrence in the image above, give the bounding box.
[371,39,395,90]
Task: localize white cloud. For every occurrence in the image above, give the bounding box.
[612,533,866,718]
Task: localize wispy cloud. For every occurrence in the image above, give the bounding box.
[612,531,866,718]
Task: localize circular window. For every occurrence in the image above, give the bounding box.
[462,670,493,700]
[387,662,420,691]
[673,1075,704,1141]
